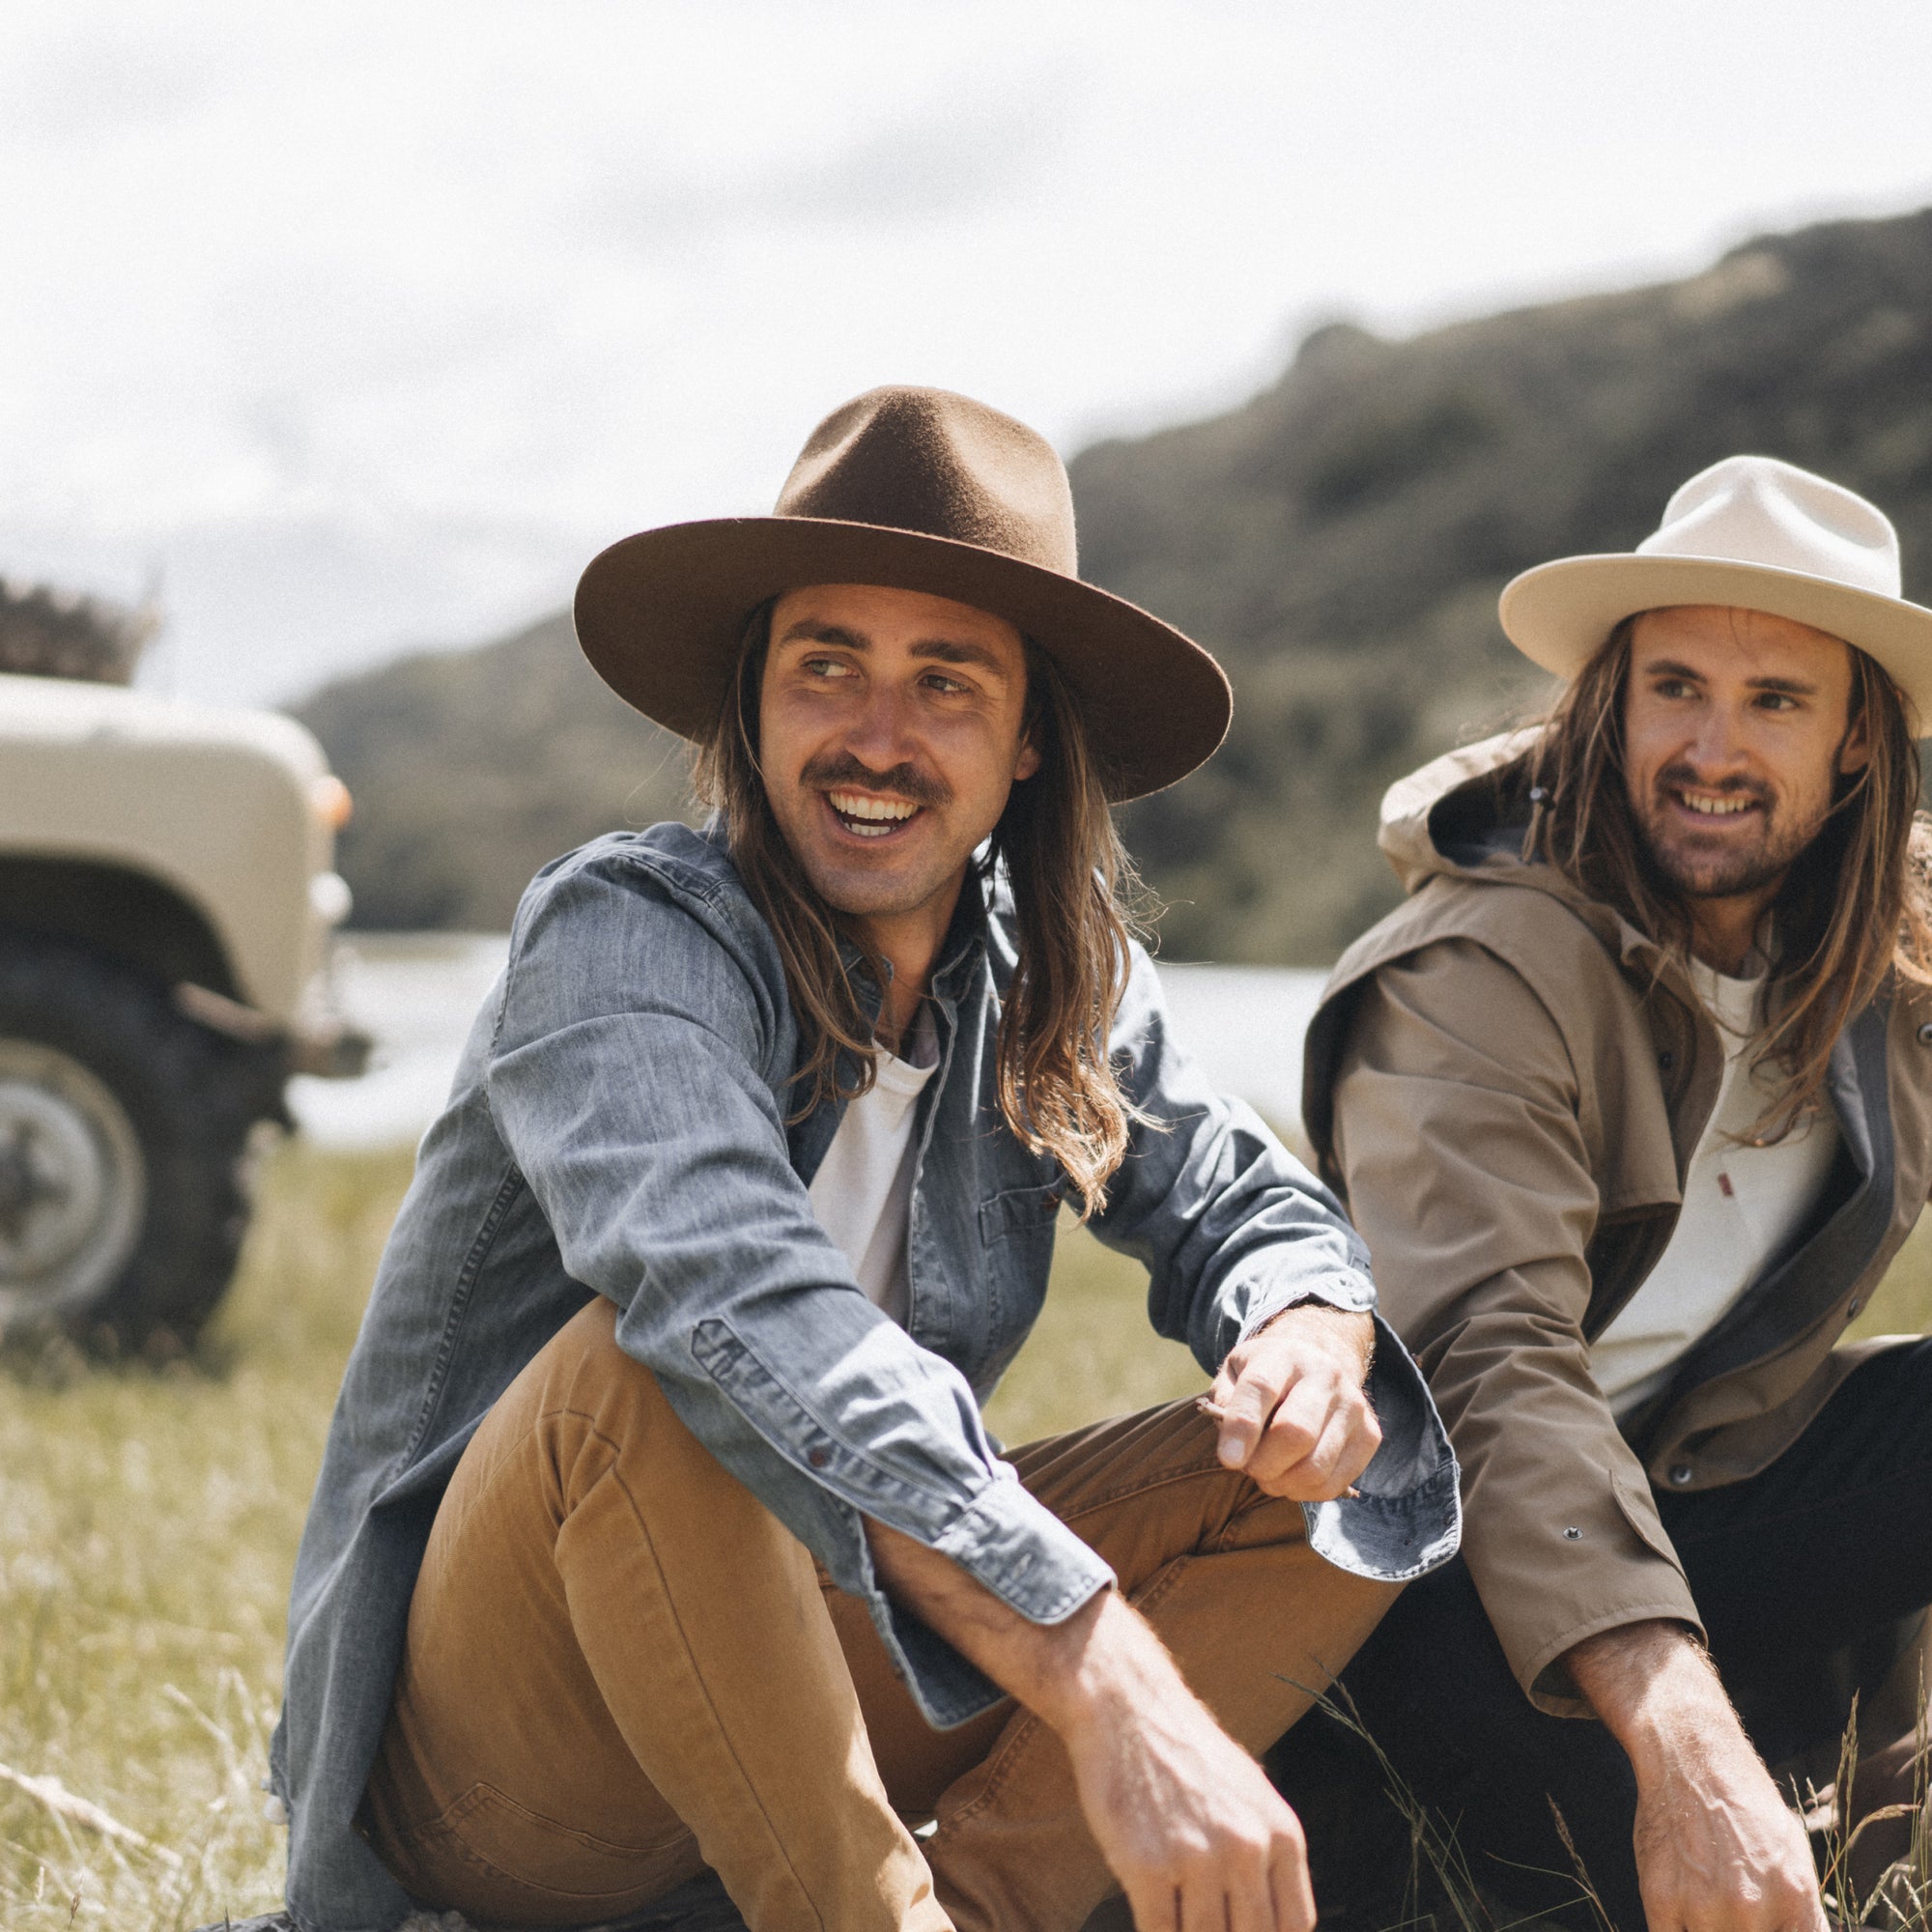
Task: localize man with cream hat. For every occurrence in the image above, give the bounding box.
[1294,455,1932,1931]
[263,385,1458,1932]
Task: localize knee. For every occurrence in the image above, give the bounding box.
[526,1299,754,1513]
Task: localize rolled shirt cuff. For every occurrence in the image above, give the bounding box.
[858,1467,1114,1730]
[1233,1268,1379,1343]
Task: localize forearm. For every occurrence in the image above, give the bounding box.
[1566,1619,1824,1932]
[1567,1617,1736,1771]
[864,1517,1176,1737]
[865,1515,1318,1928]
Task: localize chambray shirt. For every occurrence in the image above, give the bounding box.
[271,822,1459,1932]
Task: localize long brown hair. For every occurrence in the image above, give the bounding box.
[693,604,1148,1212]
[1519,616,1932,1139]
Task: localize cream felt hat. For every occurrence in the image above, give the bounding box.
[1499,455,1932,732]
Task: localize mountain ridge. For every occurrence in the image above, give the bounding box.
[297,204,1932,958]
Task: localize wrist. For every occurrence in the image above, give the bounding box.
[1024,1589,1184,1743]
[1568,1620,1731,1776]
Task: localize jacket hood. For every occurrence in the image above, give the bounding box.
[1378,728,1542,892]
[1370,728,1682,993]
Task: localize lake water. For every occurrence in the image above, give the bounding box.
[287,934,1329,1151]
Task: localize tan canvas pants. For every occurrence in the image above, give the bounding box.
[362,1298,1395,1932]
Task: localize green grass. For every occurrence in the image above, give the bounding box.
[0,1144,1197,1930]
[10,1142,1925,1931]
[0,1143,414,1932]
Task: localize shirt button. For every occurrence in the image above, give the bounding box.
[1563,1525,1581,1541]
[1658,1050,1675,1071]
[1668,1463,1693,1486]
[1847,1297,1863,1320]
[807,1446,830,1469]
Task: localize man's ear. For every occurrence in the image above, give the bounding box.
[1013,735,1042,782]
[1838,702,1872,776]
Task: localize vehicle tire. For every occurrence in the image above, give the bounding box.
[0,935,285,1350]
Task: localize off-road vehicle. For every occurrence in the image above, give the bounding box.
[0,578,368,1349]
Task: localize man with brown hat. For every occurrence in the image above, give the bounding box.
[1294,455,1932,1932]
[266,386,1458,1932]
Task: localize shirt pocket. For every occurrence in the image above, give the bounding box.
[977,1181,1060,1250]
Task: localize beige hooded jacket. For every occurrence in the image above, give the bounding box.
[1304,732,1932,1716]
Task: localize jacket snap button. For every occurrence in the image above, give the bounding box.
[1668,1463,1692,1486]
[1562,1525,1581,1540]
[806,1445,830,1469]
[1918,1022,1932,1046]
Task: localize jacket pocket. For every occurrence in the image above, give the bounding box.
[1610,1461,1685,1570]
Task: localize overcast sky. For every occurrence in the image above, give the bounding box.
[6,0,1932,708]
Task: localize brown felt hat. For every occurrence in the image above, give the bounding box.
[574,385,1232,800]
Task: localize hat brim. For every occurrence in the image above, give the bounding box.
[574,517,1231,803]
[1501,554,1932,734]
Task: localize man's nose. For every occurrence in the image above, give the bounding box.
[840,684,920,769]
[1682,705,1754,777]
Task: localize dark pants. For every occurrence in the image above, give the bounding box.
[1270,1339,1932,1930]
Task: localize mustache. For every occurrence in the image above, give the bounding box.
[1652,763,1775,810]
[800,752,952,810]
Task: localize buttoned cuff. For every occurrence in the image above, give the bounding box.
[1233,1267,1378,1346]
[855,1470,1114,1730]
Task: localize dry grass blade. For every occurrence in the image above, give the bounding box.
[0,1763,183,1868]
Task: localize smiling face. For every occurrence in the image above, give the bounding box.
[757,582,1040,970]
[1621,604,1868,951]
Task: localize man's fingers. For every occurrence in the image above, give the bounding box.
[1330,1404,1383,1492]
[1272,1839,1318,1932]
[1176,1875,1225,1932]
[1212,1361,1290,1467]
[1122,1878,1176,1932]
[1241,1376,1332,1486]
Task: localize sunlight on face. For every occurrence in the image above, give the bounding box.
[757,583,1039,937]
[1621,604,1867,907]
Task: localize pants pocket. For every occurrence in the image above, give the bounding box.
[401,1778,697,1922]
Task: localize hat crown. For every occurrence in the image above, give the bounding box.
[1637,454,1902,599]
[774,386,1079,578]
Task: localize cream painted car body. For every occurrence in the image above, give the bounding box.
[0,670,351,1038]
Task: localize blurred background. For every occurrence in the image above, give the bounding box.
[10,0,1932,975]
[8,6,1932,1925]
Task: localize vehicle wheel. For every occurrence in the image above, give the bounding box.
[0,936,284,1349]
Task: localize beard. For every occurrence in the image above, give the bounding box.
[1631,762,1832,901]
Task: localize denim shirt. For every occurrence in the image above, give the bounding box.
[271,822,1460,1932]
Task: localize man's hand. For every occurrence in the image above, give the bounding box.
[1206,1301,1380,1501]
[1054,1591,1315,1932]
[1569,1620,1825,1932]
[867,1522,1315,1930]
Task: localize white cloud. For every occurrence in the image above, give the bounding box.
[1,0,1929,705]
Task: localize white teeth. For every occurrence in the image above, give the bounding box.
[828,790,919,823]
[1678,792,1755,816]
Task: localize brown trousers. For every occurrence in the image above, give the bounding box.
[363,1299,1394,1932]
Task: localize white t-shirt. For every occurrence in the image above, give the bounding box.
[807,1008,940,1328]
[1591,958,1841,1413]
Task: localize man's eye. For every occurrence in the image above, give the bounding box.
[804,656,855,679]
[925,672,968,696]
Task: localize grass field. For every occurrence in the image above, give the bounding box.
[0,1138,1204,1931]
[7,1141,1931,1932]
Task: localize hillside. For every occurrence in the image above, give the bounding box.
[296,614,695,930]
[297,205,1932,956]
